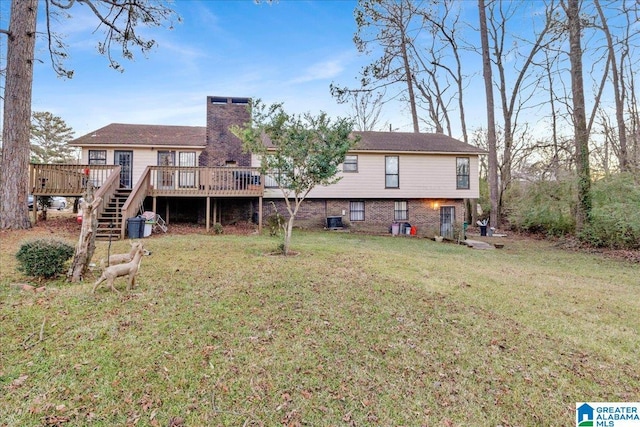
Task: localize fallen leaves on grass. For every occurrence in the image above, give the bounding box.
[10,283,47,292]
[10,374,29,389]
[167,417,185,426]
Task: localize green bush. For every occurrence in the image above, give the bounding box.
[15,238,75,279]
[579,173,640,249]
[506,173,640,249]
[213,222,224,235]
[266,212,285,237]
[506,179,575,236]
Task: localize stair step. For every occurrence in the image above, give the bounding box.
[95,187,134,241]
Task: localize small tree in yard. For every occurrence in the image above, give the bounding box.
[232,101,356,255]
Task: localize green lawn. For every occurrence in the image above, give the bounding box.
[1,227,638,426]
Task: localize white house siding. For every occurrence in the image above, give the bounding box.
[261,152,480,200]
[80,146,203,187]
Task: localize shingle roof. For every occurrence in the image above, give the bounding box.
[70,123,206,147]
[352,131,485,154]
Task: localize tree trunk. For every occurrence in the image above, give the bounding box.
[68,186,102,282]
[400,32,420,133]
[0,0,38,229]
[478,0,500,229]
[565,0,592,231]
[283,215,295,256]
[594,0,628,172]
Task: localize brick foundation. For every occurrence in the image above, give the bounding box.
[261,198,465,238]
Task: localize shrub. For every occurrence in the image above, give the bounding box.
[213,222,224,235]
[506,179,575,236]
[579,173,640,249]
[266,212,285,237]
[15,238,75,279]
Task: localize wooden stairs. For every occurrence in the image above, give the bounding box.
[96,188,132,240]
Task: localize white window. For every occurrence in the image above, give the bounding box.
[385,156,399,188]
[343,155,358,173]
[350,201,365,221]
[88,150,106,165]
[456,157,470,189]
[394,201,408,221]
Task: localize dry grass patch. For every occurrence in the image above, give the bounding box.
[1,224,639,426]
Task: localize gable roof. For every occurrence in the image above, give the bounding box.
[70,123,206,148]
[352,131,485,154]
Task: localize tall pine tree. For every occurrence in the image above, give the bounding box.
[30,112,76,164]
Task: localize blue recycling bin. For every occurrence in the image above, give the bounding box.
[127,216,145,238]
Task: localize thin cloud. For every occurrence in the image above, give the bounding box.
[289,56,349,85]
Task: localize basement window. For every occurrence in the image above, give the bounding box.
[350,201,365,221]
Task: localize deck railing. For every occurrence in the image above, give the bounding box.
[30,164,119,196]
[29,164,265,198]
[120,167,152,238]
[94,166,122,224]
[148,166,264,197]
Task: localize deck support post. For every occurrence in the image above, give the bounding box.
[213,198,217,224]
[206,197,210,232]
[258,196,263,233]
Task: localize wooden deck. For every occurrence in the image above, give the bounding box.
[148,166,263,197]
[30,164,118,197]
[29,164,265,237]
[30,164,264,198]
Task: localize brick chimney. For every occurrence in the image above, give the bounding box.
[199,96,252,167]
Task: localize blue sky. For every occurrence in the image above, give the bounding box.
[3,0,401,139]
[3,1,624,145]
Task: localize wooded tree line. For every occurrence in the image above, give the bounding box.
[333,0,639,234]
[1,0,637,245]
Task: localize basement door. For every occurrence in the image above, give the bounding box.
[114,150,133,188]
[440,206,455,240]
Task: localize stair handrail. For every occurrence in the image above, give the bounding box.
[120,166,151,239]
[93,166,122,221]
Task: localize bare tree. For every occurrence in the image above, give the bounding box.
[485,0,562,219]
[478,0,499,229]
[594,0,628,171]
[417,0,469,143]
[332,0,422,132]
[626,52,640,173]
[0,0,178,230]
[346,90,388,132]
[412,62,450,134]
